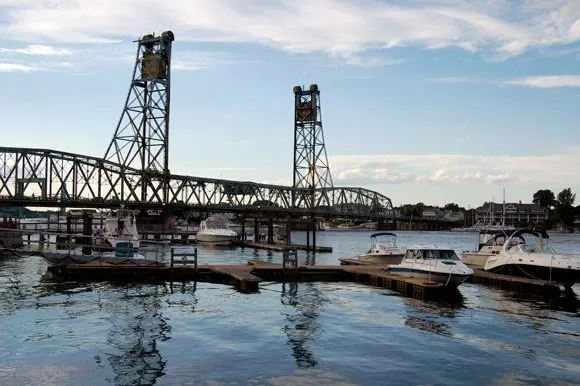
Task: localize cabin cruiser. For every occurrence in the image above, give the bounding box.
[196,214,238,246]
[483,229,580,289]
[102,209,140,256]
[358,232,405,264]
[461,229,515,268]
[386,245,474,288]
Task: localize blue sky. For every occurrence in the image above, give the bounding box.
[1,0,580,208]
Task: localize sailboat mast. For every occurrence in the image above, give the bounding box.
[502,187,506,226]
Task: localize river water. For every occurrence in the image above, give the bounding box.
[1,230,579,385]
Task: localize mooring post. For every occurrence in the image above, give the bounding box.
[82,212,93,255]
[267,218,274,244]
[285,217,292,245]
[170,247,174,268]
[194,247,198,272]
[312,217,316,255]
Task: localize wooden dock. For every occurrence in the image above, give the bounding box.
[339,258,563,295]
[469,267,561,295]
[236,241,333,253]
[44,256,447,299]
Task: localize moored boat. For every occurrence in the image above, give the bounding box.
[483,228,580,289]
[386,245,474,288]
[196,214,238,246]
[358,232,405,264]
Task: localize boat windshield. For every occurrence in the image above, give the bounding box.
[421,249,460,260]
[205,219,229,229]
[407,249,460,260]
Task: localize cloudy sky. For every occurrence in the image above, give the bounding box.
[1,0,580,208]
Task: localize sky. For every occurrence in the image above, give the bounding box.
[1,0,580,209]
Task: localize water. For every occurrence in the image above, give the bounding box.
[1,231,579,385]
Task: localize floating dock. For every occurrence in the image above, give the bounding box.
[43,256,448,299]
[339,258,563,295]
[236,241,333,253]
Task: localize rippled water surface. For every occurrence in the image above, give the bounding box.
[1,230,579,385]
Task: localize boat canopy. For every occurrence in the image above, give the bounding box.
[507,228,549,240]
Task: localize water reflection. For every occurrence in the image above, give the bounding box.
[401,291,465,337]
[105,284,171,386]
[501,289,579,314]
[0,256,47,315]
[280,282,327,368]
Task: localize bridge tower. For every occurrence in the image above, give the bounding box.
[104,31,174,203]
[292,84,333,207]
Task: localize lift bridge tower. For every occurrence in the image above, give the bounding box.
[104,31,175,203]
[292,84,333,208]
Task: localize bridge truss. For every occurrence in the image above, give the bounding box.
[0,30,397,221]
[0,147,394,220]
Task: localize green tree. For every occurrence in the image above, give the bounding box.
[413,202,425,217]
[444,203,459,211]
[532,189,555,208]
[557,188,576,206]
[556,188,576,227]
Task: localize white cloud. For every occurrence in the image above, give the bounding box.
[0,44,72,55]
[0,62,35,72]
[0,0,579,62]
[504,74,580,88]
[328,152,580,186]
[172,51,257,71]
[430,76,473,83]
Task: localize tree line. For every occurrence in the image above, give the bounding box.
[397,187,578,229]
[532,187,576,228]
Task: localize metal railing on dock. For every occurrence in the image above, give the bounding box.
[282,248,298,272]
[170,247,198,271]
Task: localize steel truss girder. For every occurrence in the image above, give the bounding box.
[293,84,333,194]
[0,147,394,220]
[104,31,174,180]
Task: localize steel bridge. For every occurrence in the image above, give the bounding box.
[0,31,397,221]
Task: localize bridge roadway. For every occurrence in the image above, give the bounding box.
[0,146,418,221]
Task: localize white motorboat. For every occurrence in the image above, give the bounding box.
[103,209,140,256]
[358,232,405,264]
[461,229,514,268]
[386,245,474,288]
[483,228,580,289]
[196,214,238,246]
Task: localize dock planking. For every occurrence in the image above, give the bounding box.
[469,267,561,295]
[237,241,333,253]
[45,256,450,299]
[42,253,566,299]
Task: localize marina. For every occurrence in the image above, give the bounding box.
[2,227,575,299]
[0,22,579,386]
[1,228,579,385]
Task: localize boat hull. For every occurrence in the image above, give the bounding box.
[386,267,472,288]
[358,253,405,265]
[196,233,237,246]
[460,252,495,268]
[485,264,580,288]
[41,252,162,267]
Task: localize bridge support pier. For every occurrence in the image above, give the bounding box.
[253,218,259,242]
[267,218,274,244]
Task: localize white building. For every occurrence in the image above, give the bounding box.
[475,202,549,225]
